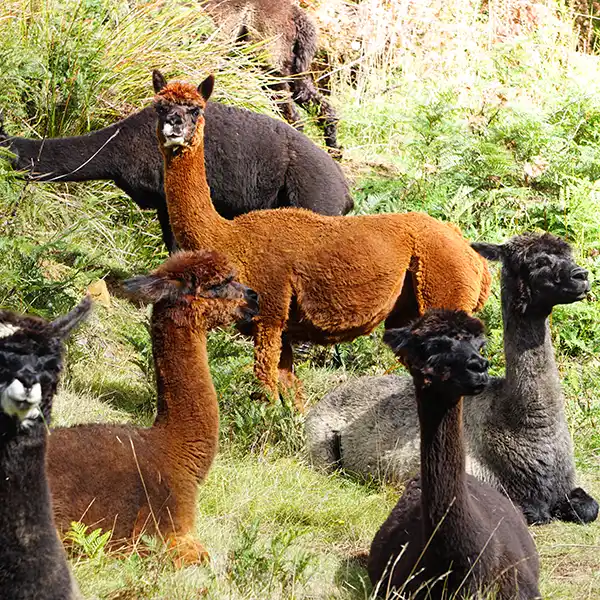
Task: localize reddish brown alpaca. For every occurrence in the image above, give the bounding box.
[152,71,491,405]
[46,250,258,564]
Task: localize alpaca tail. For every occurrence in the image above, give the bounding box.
[291,6,318,75]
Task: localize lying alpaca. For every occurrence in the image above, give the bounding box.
[203,0,340,156]
[46,251,259,564]
[368,310,540,599]
[306,232,599,524]
[0,98,352,253]
[0,298,90,600]
[152,72,491,404]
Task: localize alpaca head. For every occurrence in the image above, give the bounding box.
[473,233,590,316]
[123,250,259,329]
[0,297,92,430]
[384,309,489,398]
[152,70,214,151]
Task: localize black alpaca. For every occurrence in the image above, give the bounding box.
[0,298,90,600]
[0,101,353,253]
[368,310,540,599]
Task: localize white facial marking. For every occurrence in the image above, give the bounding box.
[0,379,42,425]
[163,123,174,136]
[0,323,21,339]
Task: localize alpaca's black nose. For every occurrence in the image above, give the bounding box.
[16,365,38,389]
[245,288,260,311]
[571,266,588,281]
[467,355,488,373]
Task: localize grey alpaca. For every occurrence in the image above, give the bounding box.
[0,99,352,253]
[306,232,599,525]
[203,0,341,156]
[368,309,540,599]
[0,298,90,600]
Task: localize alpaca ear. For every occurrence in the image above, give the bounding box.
[152,70,168,93]
[383,327,413,355]
[198,75,214,102]
[471,242,505,262]
[50,296,92,339]
[0,110,5,137]
[122,274,182,304]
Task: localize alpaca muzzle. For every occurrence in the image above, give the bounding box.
[1,379,42,424]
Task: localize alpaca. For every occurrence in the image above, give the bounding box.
[46,250,259,564]
[0,298,90,600]
[368,309,540,599]
[152,71,491,405]
[306,232,599,525]
[0,99,352,253]
[203,0,341,156]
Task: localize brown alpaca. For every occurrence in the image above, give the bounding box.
[46,250,258,564]
[152,71,491,405]
[203,0,341,156]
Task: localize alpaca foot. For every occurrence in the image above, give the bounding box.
[553,488,599,523]
[167,535,210,568]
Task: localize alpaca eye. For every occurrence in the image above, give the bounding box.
[190,107,202,117]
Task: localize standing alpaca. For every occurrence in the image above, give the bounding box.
[0,99,352,253]
[46,250,259,564]
[306,232,598,525]
[203,0,341,156]
[151,71,491,405]
[0,298,90,600]
[368,310,540,599]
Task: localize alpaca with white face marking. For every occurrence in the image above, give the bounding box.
[0,298,90,600]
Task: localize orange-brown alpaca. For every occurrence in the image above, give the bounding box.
[152,71,491,405]
[45,250,258,565]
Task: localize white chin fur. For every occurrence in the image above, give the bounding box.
[0,323,21,339]
[1,380,42,425]
[163,137,187,148]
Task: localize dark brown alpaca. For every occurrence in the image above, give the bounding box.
[46,251,258,565]
[368,310,540,599]
[203,0,341,156]
[152,71,491,407]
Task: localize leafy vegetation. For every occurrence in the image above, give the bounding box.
[1,0,599,598]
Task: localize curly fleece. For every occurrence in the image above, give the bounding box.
[157,80,492,399]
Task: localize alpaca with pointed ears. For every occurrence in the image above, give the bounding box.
[46,251,259,565]
[0,298,90,600]
[151,71,491,405]
[0,98,352,253]
[368,310,540,599]
[203,0,341,156]
[306,232,598,524]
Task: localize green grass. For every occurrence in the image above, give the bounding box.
[1,0,600,598]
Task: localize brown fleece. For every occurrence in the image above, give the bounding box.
[156,81,491,400]
[46,250,253,566]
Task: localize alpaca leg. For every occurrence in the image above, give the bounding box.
[253,320,284,400]
[156,202,178,254]
[269,79,304,130]
[278,334,305,412]
[292,76,341,158]
[167,534,210,567]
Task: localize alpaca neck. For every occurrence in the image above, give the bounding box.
[417,387,470,542]
[2,124,123,182]
[0,427,54,539]
[501,285,563,424]
[151,306,219,481]
[162,131,230,251]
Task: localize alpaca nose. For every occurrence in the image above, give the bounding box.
[16,365,39,389]
[467,355,488,373]
[571,266,588,281]
[245,288,260,311]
